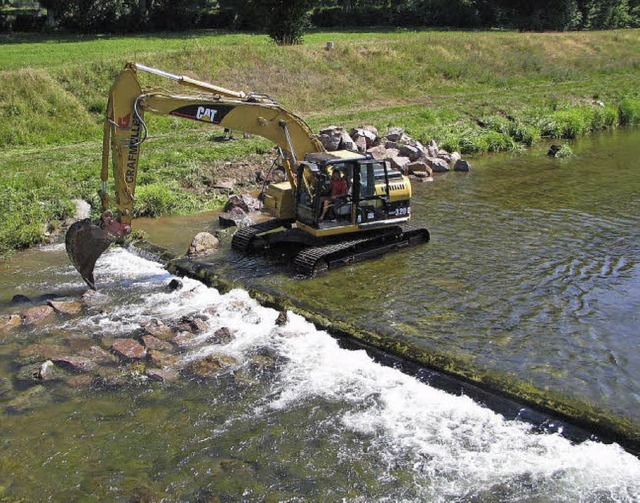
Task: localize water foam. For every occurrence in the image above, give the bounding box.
[72,247,640,501]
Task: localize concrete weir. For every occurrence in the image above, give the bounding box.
[129,239,640,457]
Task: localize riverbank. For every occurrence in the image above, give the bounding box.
[1,29,640,256]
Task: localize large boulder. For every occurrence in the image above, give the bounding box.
[388,156,411,173]
[426,157,451,173]
[219,207,256,229]
[224,194,262,213]
[187,232,220,256]
[398,144,423,162]
[453,159,472,172]
[407,161,433,176]
[350,127,377,149]
[384,127,405,142]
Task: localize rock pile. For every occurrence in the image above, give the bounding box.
[0,288,277,411]
[317,125,472,179]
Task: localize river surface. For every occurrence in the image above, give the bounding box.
[1,129,639,500]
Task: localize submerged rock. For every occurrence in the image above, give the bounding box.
[111,338,147,360]
[145,368,179,382]
[47,300,83,316]
[142,335,174,352]
[0,314,22,332]
[184,353,238,379]
[141,319,174,340]
[52,356,98,374]
[21,305,55,326]
[206,327,235,345]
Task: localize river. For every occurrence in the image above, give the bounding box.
[0,129,639,500]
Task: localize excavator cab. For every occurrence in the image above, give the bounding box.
[295,153,412,233]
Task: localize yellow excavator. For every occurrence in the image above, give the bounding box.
[66,63,429,289]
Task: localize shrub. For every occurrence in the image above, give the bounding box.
[618,97,640,125]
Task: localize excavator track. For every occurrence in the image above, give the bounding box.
[231,219,287,253]
[293,224,429,276]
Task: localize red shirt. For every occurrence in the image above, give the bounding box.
[330,177,347,197]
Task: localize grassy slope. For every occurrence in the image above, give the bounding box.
[1,28,640,254]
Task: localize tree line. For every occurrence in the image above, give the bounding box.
[2,0,639,42]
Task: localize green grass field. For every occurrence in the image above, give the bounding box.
[1,28,640,255]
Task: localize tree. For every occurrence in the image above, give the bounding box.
[249,0,311,45]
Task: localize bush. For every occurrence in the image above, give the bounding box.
[618,97,640,125]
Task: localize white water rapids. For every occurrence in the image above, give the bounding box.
[19,245,640,500]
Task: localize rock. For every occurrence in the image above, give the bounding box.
[0,376,12,397]
[548,144,561,157]
[81,289,109,308]
[17,343,66,364]
[171,331,198,348]
[187,232,220,256]
[354,136,367,153]
[5,385,50,413]
[411,173,434,183]
[450,151,462,165]
[78,345,119,365]
[148,350,181,369]
[16,363,51,384]
[184,353,239,379]
[366,145,388,160]
[350,127,377,148]
[453,159,472,172]
[11,294,31,304]
[339,131,355,151]
[167,279,183,292]
[47,300,83,316]
[388,156,411,173]
[426,157,450,173]
[437,149,451,162]
[275,311,288,326]
[384,127,405,142]
[94,367,129,388]
[141,319,175,340]
[0,314,22,332]
[21,305,55,326]
[224,194,262,213]
[206,327,235,345]
[52,356,98,373]
[175,315,209,334]
[398,144,423,161]
[111,338,147,360]
[407,161,433,176]
[212,179,236,191]
[317,133,341,151]
[72,199,92,221]
[142,335,174,352]
[145,368,179,382]
[64,374,94,389]
[219,207,255,229]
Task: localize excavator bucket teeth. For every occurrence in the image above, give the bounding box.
[65,219,113,290]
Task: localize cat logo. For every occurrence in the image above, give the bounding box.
[195,106,218,122]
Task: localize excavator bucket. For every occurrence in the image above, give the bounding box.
[65,219,113,290]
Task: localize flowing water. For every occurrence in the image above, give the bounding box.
[1,129,639,501]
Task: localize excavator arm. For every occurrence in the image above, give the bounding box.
[66,62,325,289]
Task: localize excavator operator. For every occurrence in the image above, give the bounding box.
[320,170,348,221]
